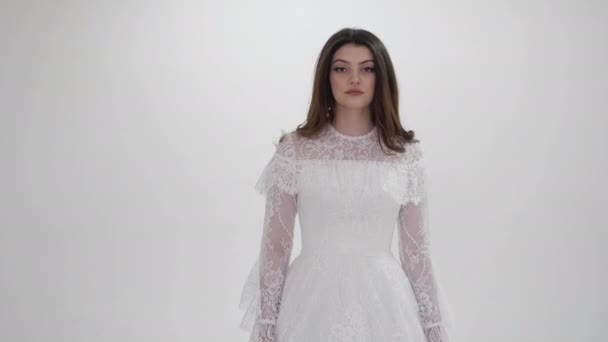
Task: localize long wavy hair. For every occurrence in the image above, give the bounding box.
[293,27,418,154]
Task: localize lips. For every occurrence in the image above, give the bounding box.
[346,90,363,95]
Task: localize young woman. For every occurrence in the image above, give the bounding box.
[239,27,453,342]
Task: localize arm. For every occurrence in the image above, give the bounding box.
[240,132,298,342]
[256,185,297,341]
[396,142,447,342]
[397,199,443,342]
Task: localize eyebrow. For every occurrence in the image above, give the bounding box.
[332,59,375,65]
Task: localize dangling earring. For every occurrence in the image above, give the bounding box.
[327,105,331,118]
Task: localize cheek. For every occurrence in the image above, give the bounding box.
[329,73,343,92]
[366,76,376,93]
[329,72,340,83]
[367,74,376,86]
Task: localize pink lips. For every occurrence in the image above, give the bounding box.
[346,91,363,96]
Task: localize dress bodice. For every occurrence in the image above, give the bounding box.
[240,122,450,342]
[292,123,411,256]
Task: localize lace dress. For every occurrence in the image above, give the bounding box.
[239,122,454,342]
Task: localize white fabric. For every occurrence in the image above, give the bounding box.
[239,123,454,342]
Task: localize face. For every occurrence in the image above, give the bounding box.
[329,43,376,112]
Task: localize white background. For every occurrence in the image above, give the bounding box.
[1,1,606,341]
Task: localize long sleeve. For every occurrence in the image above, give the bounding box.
[255,183,296,341]
[396,142,451,342]
[398,199,443,342]
[239,132,298,342]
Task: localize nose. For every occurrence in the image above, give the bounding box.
[350,70,360,84]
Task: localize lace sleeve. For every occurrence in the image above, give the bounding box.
[239,132,298,342]
[397,142,453,342]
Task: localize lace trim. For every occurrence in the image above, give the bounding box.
[254,131,298,196]
[254,152,298,195]
[254,157,426,206]
[327,122,377,140]
[399,142,427,205]
[403,157,427,206]
[239,258,275,341]
[254,132,427,205]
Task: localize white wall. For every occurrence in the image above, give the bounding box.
[1,0,606,341]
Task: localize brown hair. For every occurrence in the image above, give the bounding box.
[292,27,418,154]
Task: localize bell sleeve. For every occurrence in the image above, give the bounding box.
[397,142,454,342]
[239,132,298,342]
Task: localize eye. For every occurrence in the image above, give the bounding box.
[333,67,346,72]
[363,66,375,72]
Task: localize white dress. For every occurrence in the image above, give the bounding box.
[239,122,454,342]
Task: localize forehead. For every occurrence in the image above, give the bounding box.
[332,43,374,63]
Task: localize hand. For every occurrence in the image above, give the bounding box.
[426,325,441,342]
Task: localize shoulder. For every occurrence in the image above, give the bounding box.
[402,141,424,163]
[272,129,298,159]
[276,128,307,149]
[277,129,297,145]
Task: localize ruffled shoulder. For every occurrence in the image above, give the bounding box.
[400,141,429,206]
[253,130,298,196]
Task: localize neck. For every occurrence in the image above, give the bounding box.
[331,106,374,136]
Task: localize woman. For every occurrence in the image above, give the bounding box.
[239,27,453,342]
